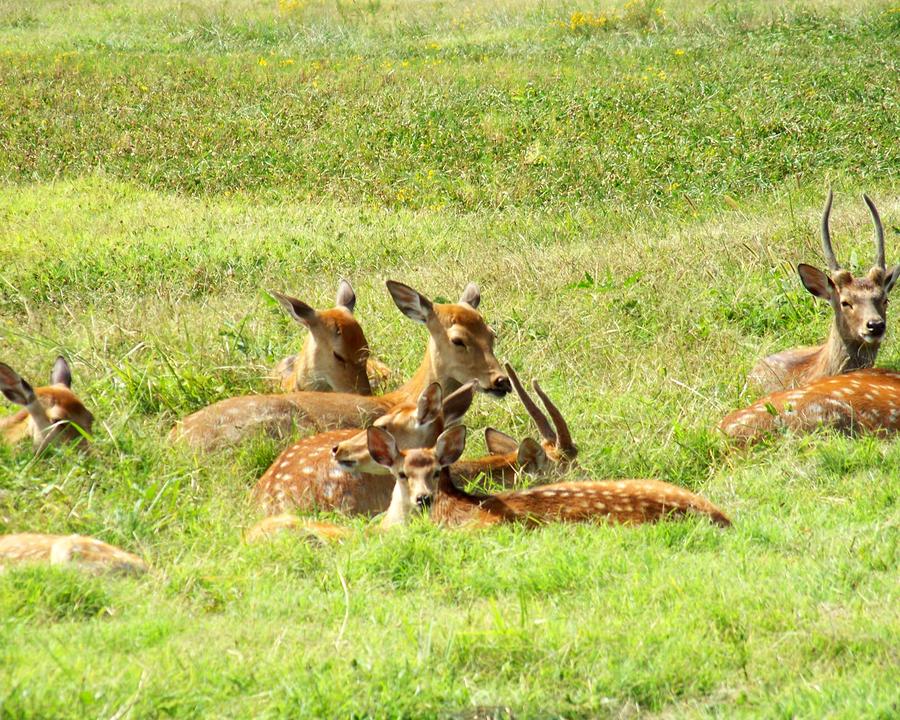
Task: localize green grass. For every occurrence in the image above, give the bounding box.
[1,0,899,717]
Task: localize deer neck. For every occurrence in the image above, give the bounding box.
[377,340,462,409]
[812,323,878,378]
[380,481,412,529]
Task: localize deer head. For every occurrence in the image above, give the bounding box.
[367,424,468,526]
[797,191,899,350]
[272,279,372,394]
[386,280,512,397]
[332,380,475,473]
[0,356,94,453]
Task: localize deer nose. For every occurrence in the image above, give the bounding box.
[867,319,886,335]
[415,493,433,509]
[491,375,512,395]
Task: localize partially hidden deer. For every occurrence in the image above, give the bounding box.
[0,533,147,574]
[255,362,576,518]
[254,380,477,515]
[721,367,900,444]
[0,356,94,453]
[172,281,511,452]
[749,191,899,394]
[368,425,731,529]
[271,279,391,395]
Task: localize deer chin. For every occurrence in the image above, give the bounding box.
[861,332,884,345]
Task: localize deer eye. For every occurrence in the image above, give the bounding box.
[451,338,467,349]
[333,352,346,364]
[841,301,852,308]
[398,472,407,480]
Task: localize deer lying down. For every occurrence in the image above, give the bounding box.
[171,281,511,452]
[0,357,94,454]
[0,534,147,575]
[721,367,900,444]
[368,425,731,529]
[749,192,899,394]
[271,279,391,394]
[255,363,577,517]
[254,381,477,515]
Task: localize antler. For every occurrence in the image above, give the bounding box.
[530,379,576,458]
[505,363,577,459]
[821,189,840,271]
[863,194,885,270]
[506,363,556,444]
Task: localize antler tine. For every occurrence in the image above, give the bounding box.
[504,363,556,445]
[863,194,885,270]
[531,379,577,457]
[821,188,840,271]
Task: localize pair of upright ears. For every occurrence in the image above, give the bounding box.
[414,381,476,427]
[367,425,469,470]
[484,427,547,468]
[0,356,72,406]
[272,279,357,327]
[798,264,900,300]
[385,281,481,324]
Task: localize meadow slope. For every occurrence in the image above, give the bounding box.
[0,1,898,717]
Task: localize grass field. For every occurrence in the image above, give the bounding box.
[1,0,899,716]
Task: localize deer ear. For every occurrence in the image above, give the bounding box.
[435,425,467,466]
[367,427,399,469]
[416,382,443,425]
[484,428,519,455]
[516,438,547,470]
[386,281,434,324]
[459,282,481,309]
[797,264,835,300]
[0,364,35,406]
[51,356,72,388]
[884,265,900,294]
[335,279,357,313]
[441,381,476,425]
[272,291,318,327]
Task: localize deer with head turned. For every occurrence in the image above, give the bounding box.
[0,533,147,574]
[172,281,511,452]
[0,357,94,453]
[272,279,393,394]
[749,191,898,394]
[367,425,731,529]
[721,367,900,444]
[271,280,373,395]
[254,380,476,515]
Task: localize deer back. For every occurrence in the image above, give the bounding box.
[721,368,900,443]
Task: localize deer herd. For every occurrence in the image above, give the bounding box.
[1,192,896,574]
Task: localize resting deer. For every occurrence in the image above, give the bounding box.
[272,279,391,394]
[721,367,900,444]
[367,425,731,529]
[255,362,576,516]
[0,357,93,453]
[749,191,898,393]
[172,281,511,452]
[254,381,476,515]
[0,533,147,574]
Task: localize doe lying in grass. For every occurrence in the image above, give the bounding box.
[368,425,731,530]
[0,356,93,454]
[0,534,147,575]
[749,191,898,394]
[171,281,511,452]
[254,380,476,515]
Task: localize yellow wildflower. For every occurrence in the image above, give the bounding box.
[258,57,268,67]
[674,48,685,56]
